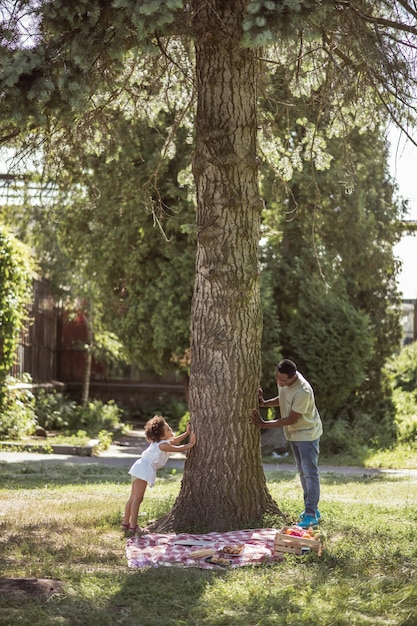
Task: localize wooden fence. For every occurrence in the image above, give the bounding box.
[10,278,60,385]
[10,278,186,409]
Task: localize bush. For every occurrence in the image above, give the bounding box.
[385,342,417,445]
[34,389,78,431]
[385,341,417,392]
[71,399,124,435]
[0,376,37,439]
[35,391,124,438]
[0,229,33,411]
[320,385,398,456]
[287,287,373,413]
[391,388,417,443]
[0,383,126,442]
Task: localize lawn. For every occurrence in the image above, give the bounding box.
[0,460,416,626]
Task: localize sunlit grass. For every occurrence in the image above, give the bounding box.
[0,461,416,625]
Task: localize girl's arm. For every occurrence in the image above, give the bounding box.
[171,422,191,445]
[159,431,196,453]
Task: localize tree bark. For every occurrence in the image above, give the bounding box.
[153,1,281,532]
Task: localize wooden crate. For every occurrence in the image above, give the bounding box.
[274,528,323,556]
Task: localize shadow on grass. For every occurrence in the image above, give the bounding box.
[0,522,239,626]
[2,550,416,626]
[0,567,241,626]
[0,460,181,490]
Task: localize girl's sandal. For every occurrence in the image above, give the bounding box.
[121,523,130,531]
[128,525,140,533]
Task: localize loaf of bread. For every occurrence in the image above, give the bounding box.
[189,548,216,559]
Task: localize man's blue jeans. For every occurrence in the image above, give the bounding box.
[290,438,320,517]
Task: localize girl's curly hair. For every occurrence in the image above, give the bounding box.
[144,415,168,442]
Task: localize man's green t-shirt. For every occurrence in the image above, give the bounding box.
[278,372,323,442]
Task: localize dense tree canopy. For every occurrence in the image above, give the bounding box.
[43,102,196,374]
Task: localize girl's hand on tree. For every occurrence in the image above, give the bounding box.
[258,388,265,406]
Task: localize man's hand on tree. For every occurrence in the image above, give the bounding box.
[251,408,264,427]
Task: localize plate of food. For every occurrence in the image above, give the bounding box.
[220,544,245,557]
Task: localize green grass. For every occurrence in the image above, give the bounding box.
[0,461,416,626]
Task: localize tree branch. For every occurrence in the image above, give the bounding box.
[337,1,417,37]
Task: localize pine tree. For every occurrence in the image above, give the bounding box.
[1,0,416,530]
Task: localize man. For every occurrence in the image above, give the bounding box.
[251,358,323,528]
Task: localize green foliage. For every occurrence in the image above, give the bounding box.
[34,51,196,374]
[287,282,373,412]
[385,342,417,445]
[162,398,189,424]
[126,0,183,35]
[130,397,188,430]
[0,376,37,439]
[259,60,404,452]
[0,228,33,409]
[178,410,190,434]
[391,388,417,443]
[0,380,126,440]
[243,0,328,46]
[320,398,396,455]
[92,330,129,372]
[58,398,124,437]
[34,388,79,431]
[385,341,417,392]
[260,268,283,385]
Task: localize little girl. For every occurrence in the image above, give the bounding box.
[122,415,196,533]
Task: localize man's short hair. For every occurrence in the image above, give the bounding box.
[276,359,297,378]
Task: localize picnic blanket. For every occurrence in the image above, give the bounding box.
[126,528,283,569]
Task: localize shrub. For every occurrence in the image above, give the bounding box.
[0,228,33,411]
[385,341,417,392]
[391,388,417,443]
[34,390,124,437]
[71,399,124,435]
[34,389,78,431]
[385,342,417,445]
[0,376,37,439]
[2,380,126,442]
[287,287,373,413]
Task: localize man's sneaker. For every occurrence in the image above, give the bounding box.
[297,515,319,529]
[299,509,321,521]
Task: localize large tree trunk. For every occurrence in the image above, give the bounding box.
[154,1,281,532]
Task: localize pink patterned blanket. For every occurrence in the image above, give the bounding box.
[126,528,283,569]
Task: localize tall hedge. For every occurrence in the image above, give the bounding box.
[0,227,33,409]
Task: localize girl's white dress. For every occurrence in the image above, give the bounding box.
[128,440,171,487]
